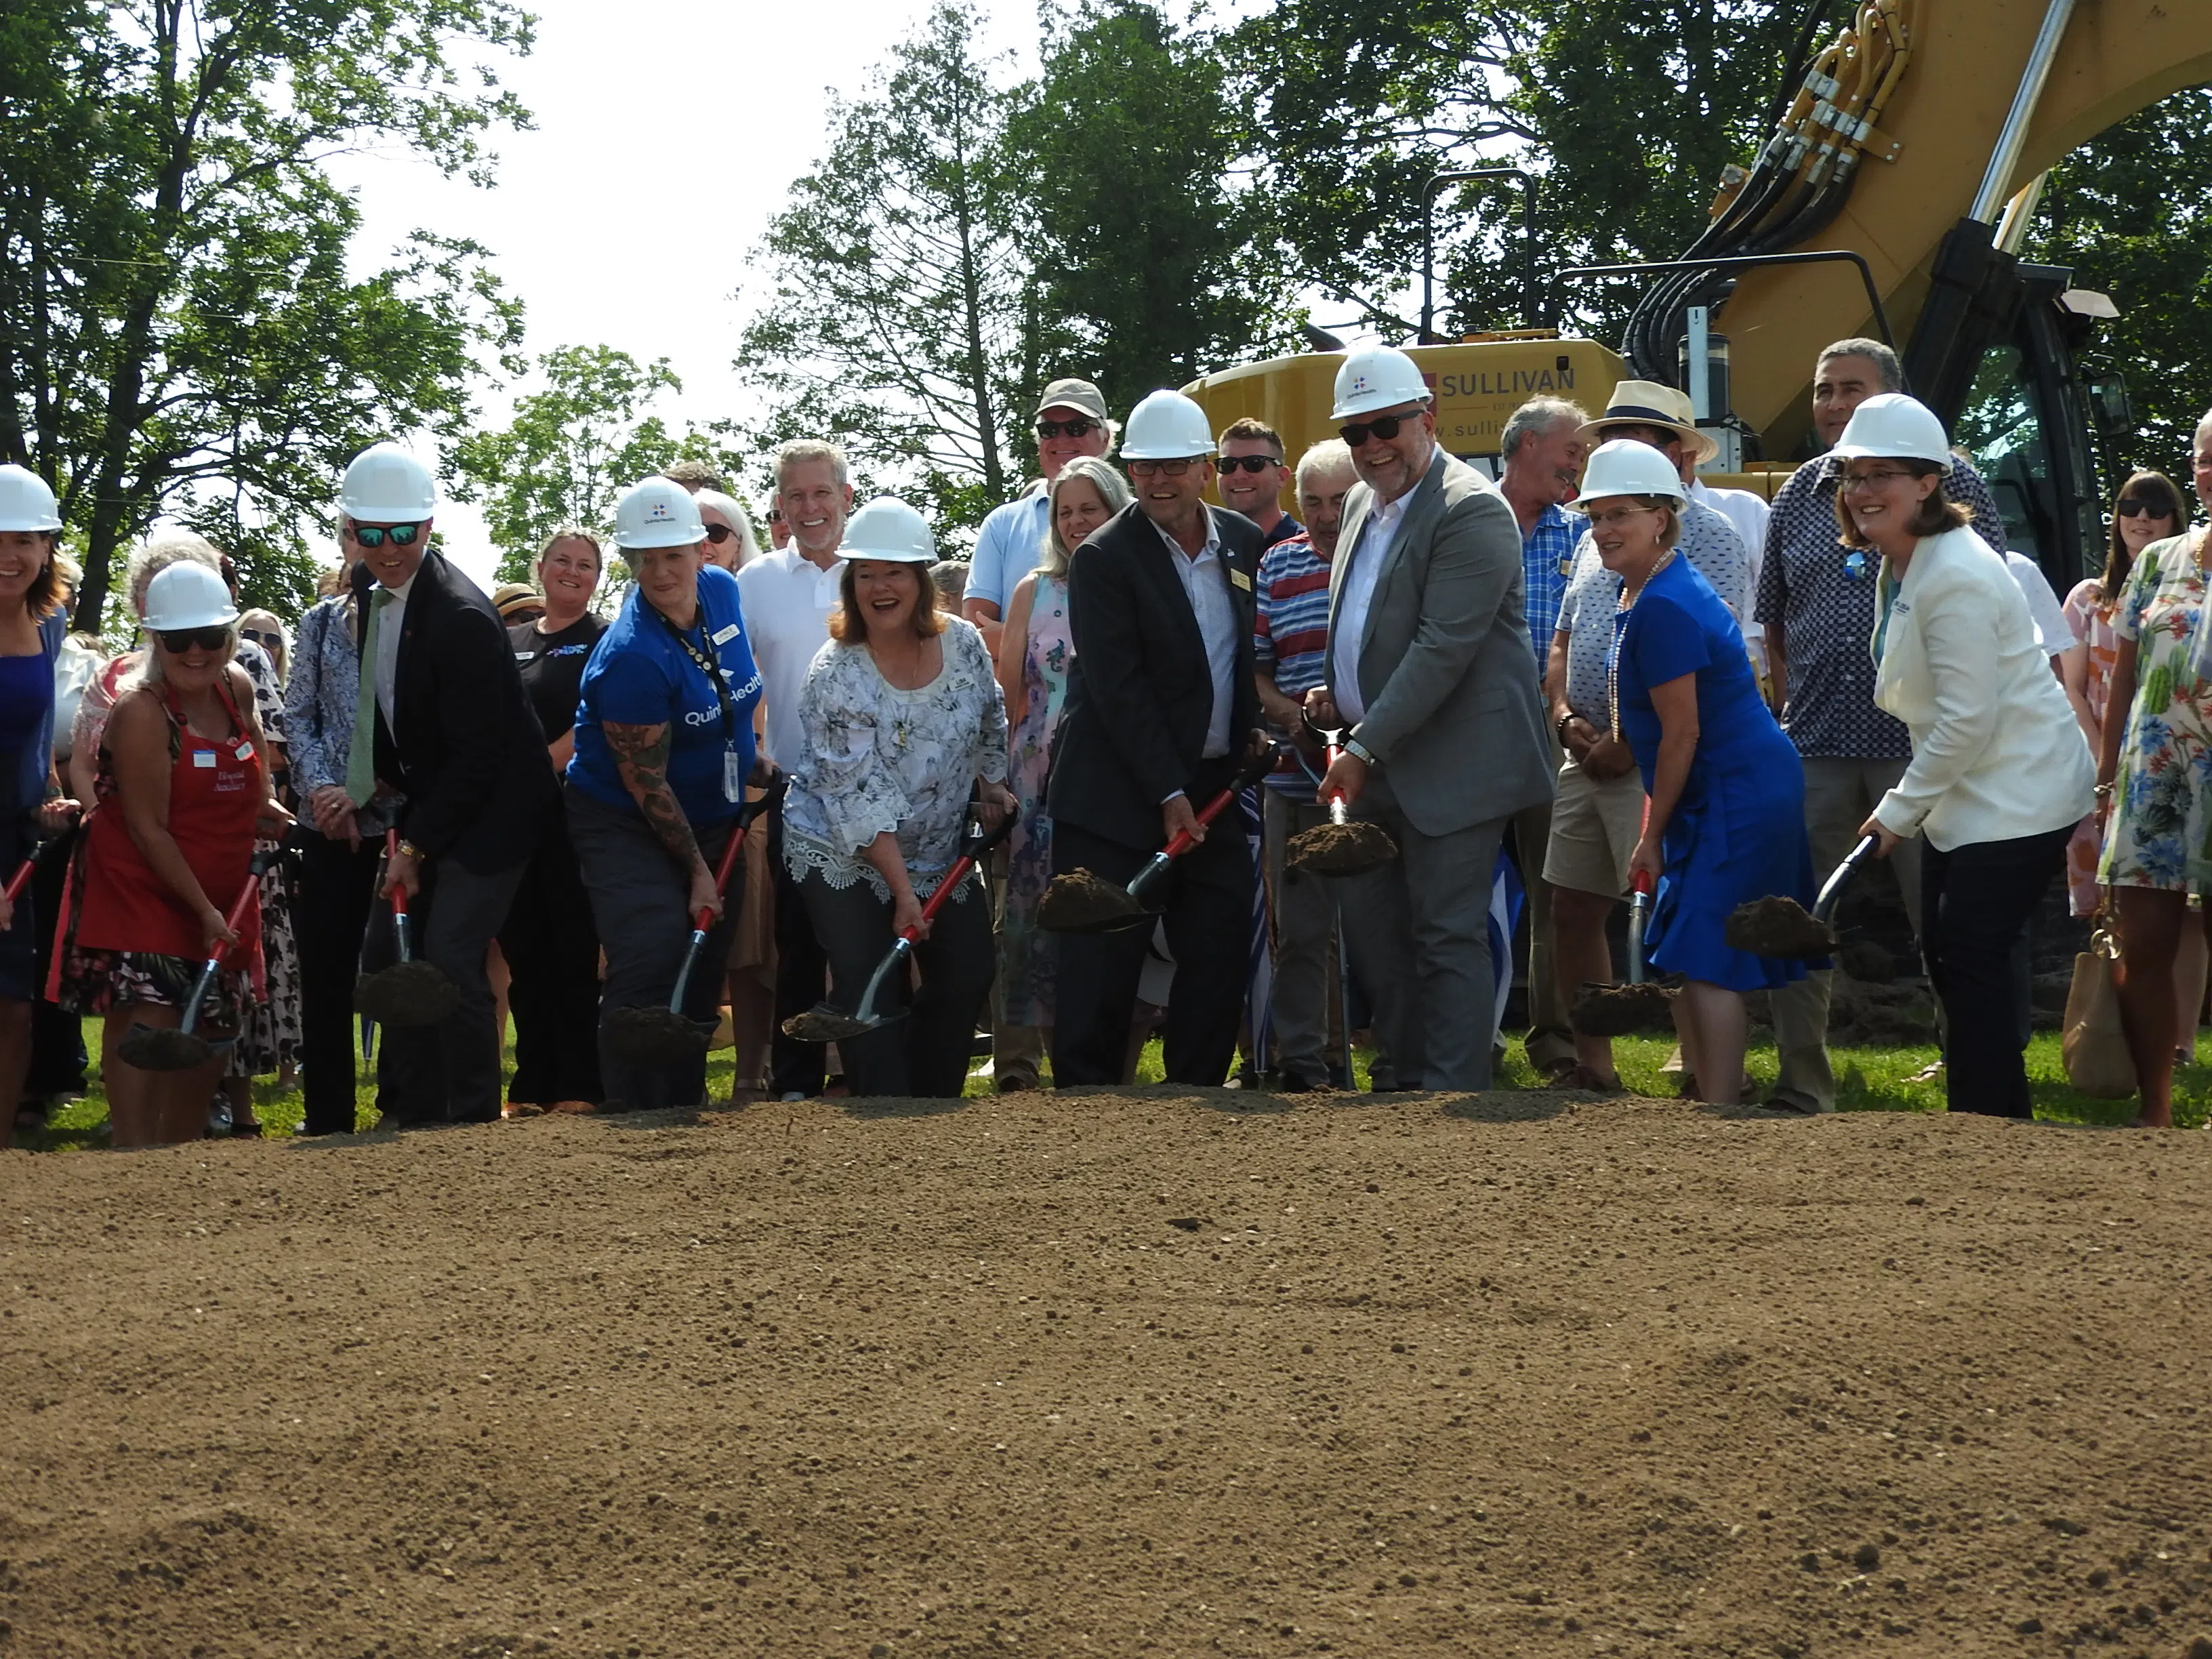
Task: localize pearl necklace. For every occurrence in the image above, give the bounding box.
[1605,548,1679,739]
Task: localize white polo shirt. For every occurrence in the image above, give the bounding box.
[735,548,846,769]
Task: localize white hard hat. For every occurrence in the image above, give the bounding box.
[142,562,240,632]
[339,443,438,522]
[1830,392,1952,468]
[0,465,63,534]
[842,497,936,564]
[1120,390,1216,461]
[613,476,708,550]
[1570,438,1689,508]
[1331,346,1431,422]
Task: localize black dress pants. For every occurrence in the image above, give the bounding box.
[795,865,994,1099]
[496,800,604,1107]
[25,821,86,1097]
[768,802,832,1097]
[1921,824,2070,1119]
[297,831,383,1134]
[1051,777,1252,1089]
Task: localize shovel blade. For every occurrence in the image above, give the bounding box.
[604,1002,714,1067]
[1284,819,1397,876]
[116,1022,218,1073]
[780,1001,893,1045]
[354,960,461,1027]
[1036,869,1149,933]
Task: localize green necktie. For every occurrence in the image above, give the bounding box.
[344,589,391,806]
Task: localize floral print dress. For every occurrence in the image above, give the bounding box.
[2100,531,2212,893]
[2060,577,2121,914]
[1001,573,1071,1027]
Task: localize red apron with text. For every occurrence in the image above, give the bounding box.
[68,678,265,989]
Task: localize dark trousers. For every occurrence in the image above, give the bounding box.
[769,803,832,1097]
[297,831,383,1134]
[1051,787,1252,1088]
[25,822,85,1096]
[1921,825,2070,1119]
[567,784,741,1113]
[796,865,994,1098]
[370,853,529,1126]
[496,802,604,1107]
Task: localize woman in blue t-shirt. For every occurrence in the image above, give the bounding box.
[565,478,771,1112]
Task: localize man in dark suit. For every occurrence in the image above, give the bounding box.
[1047,390,1269,1088]
[344,443,554,1126]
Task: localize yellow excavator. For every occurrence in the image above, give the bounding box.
[1187,0,2212,589]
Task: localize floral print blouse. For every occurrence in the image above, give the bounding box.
[782,617,1008,903]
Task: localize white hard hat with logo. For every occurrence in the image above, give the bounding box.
[339,443,438,522]
[842,497,936,564]
[1120,390,1216,461]
[0,465,63,534]
[1829,393,1953,468]
[1569,438,1689,508]
[613,477,708,550]
[1331,346,1431,421]
[142,562,241,632]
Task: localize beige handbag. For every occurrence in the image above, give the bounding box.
[2062,923,2137,1099]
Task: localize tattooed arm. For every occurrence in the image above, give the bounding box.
[603,720,723,920]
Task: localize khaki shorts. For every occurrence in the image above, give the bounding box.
[1542,756,1644,898]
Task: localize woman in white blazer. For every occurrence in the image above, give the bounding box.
[1839,395,2095,1118]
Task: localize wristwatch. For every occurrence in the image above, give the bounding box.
[1342,733,1378,768]
[397,839,426,862]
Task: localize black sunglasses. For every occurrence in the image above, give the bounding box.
[703,523,735,544]
[242,627,281,648]
[351,522,422,548]
[1338,413,1409,447]
[1217,454,1281,474]
[2116,496,2175,518]
[157,626,231,653]
[1037,417,1099,439]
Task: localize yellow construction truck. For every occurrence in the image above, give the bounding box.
[1187,0,2212,590]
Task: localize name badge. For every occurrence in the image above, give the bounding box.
[712,623,740,646]
[192,750,217,769]
[514,651,533,662]
[1228,567,1253,592]
[723,748,745,804]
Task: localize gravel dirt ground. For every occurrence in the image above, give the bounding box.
[3,1088,2211,1659]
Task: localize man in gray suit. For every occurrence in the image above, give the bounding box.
[1304,347,1556,1091]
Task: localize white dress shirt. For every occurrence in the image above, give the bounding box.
[735,548,847,769]
[1154,515,1235,760]
[1328,489,1410,724]
[373,571,416,731]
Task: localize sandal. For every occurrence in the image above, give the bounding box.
[1553,1065,1622,1093]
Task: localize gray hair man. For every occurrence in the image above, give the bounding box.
[962,377,1116,657]
[1303,348,1555,1092]
[1496,396,1589,1083]
[1753,337,2007,1113]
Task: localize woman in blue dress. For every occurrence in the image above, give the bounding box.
[1575,441,1816,1106]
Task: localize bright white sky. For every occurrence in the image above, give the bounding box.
[325,0,1042,589]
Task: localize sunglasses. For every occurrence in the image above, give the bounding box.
[1217,455,1282,474]
[2116,497,2175,518]
[1338,413,1410,447]
[1037,417,1099,440]
[703,523,735,544]
[157,627,231,653]
[351,522,422,548]
[1126,458,1204,478]
[242,628,281,649]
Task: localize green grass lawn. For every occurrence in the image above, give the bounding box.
[14,1017,2198,1152]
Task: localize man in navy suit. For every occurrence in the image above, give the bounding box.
[1046,390,1268,1088]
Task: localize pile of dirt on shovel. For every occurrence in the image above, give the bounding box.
[3,1090,2211,1658]
[1036,866,1139,930]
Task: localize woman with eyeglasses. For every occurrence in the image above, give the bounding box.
[493,525,609,1113]
[1832,395,2093,1119]
[2095,419,2212,1125]
[1570,441,1814,1108]
[52,563,293,1147]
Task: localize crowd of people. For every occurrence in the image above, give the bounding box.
[0,327,2203,1146]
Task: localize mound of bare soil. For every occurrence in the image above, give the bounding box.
[4,1091,2211,1659]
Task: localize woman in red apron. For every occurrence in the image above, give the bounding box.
[50,564,291,1147]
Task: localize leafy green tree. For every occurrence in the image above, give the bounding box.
[1004,1,1301,396]
[733,1,1025,539]
[0,0,530,626]
[450,345,737,583]
[2025,87,2212,480]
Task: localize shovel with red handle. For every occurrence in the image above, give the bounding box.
[607,775,787,1067]
[1283,723,1397,876]
[352,828,461,1027]
[116,844,284,1071]
[1038,741,1284,934]
[782,810,1017,1044]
